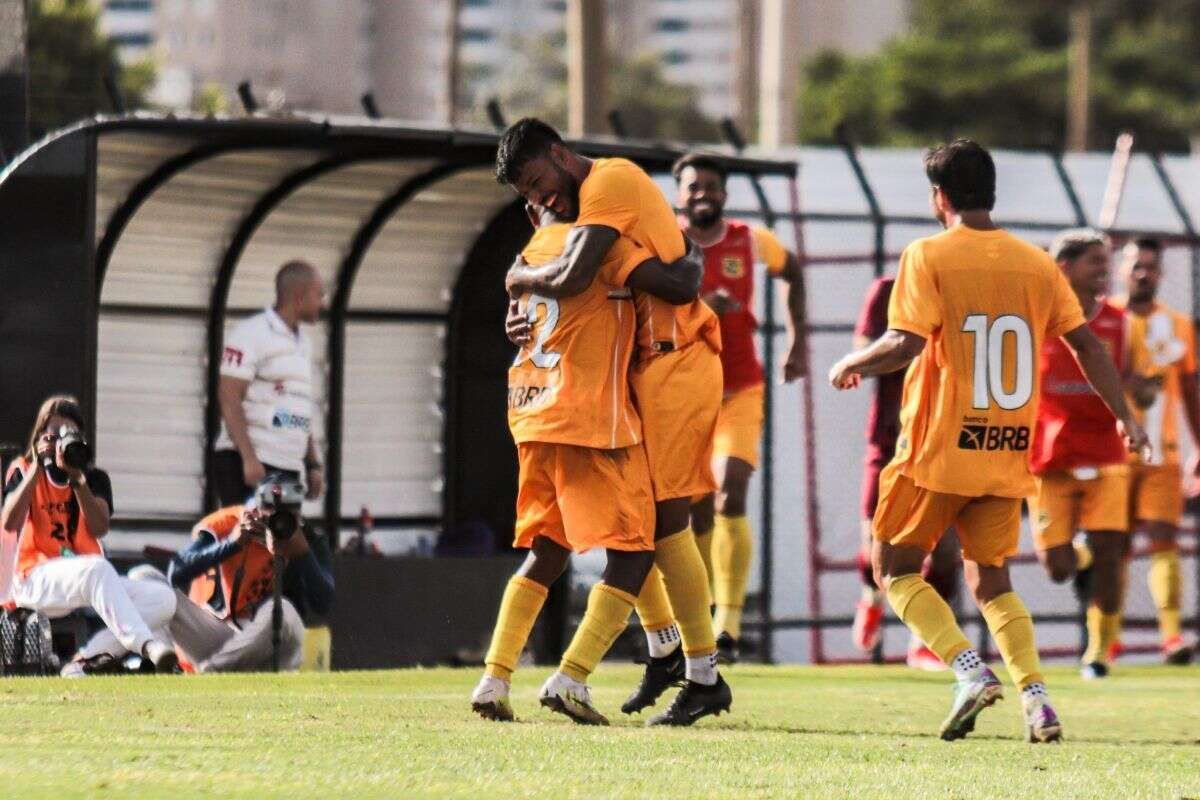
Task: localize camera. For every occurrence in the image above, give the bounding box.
[56,426,91,471]
[254,476,305,540]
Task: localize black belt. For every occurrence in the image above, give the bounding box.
[651,341,675,353]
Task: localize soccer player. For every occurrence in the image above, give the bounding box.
[495,119,731,726]
[1114,238,1200,664]
[664,152,806,665]
[1027,229,1131,680]
[852,276,961,671]
[829,139,1147,742]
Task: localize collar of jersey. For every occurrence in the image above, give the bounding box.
[264,306,302,341]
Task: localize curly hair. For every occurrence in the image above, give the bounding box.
[495,118,563,186]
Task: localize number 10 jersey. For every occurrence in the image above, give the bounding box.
[507,223,650,450]
[887,225,1086,499]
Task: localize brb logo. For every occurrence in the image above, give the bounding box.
[272,411,311,432]
[958,423,1029,452]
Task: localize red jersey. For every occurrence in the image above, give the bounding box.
[1030,300,1127,473]
[4,457,109,579]
[194,506,275,621]
[855,277,904,452]
[698,220,788,394]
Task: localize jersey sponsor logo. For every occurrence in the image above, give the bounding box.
[958,424,1030,452]
[722,256,745,279]
[508,384,555,410]
[222,346,244,367]
[271,410,311,432]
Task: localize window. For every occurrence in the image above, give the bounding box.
[107,0,152,11]
[463,0,492,6]
[655,18,689,32]
[459,27,494,43]
[662,49,690,65]
[113,32,154,47]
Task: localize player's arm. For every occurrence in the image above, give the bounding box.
[828,328,926,389]
[624,242,704,305]
[1062,324,1149,455]
[775,252,808,380]
[1,462,40,534]
[1180,370,1200,477]
[504,225,618,299]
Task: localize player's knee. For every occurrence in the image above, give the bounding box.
[78,556,117,587]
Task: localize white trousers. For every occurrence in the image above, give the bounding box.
[130,567,304,672]
[12,555,176,659]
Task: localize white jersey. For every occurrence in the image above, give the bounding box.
[214,307,314,472]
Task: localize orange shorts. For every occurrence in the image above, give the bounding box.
[1129,462,1183,525]
[631,342,722,501]
[873,462,1021,568]
[513,441,655,553]
[1029,466,1130,552]
[714,383,765,469]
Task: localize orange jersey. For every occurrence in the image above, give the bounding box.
[575,157,720,358]
[698,221,788,393]
[194,506,275,621]
[888,225,1086,498]
[508,223,646,449]
[1118,300,1197,465]
[5,457,105,579]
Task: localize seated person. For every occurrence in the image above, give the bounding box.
[1,395,178,676]
[146,475,334,672]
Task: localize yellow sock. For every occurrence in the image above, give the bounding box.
[656,529,716,656]
[1081,605,1123,665]
[982,592,1044,689]
[1148,550,1182,642]
[712,514,752,638]
[885,574,971,666]
[635,567,675,632]
[484,576,549,680]
[694,529,714,588]
[560,583,636,683]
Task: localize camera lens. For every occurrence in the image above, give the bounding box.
[267,509,297,539]
[57,426,90,471]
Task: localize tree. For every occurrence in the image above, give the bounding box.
[472,32,718,142]
[27,0,156,136]
[798,0,1200,151]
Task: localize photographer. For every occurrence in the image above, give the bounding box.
[0,395,178,675]
[157,475,334,672]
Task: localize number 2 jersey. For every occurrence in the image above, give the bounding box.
[1030,300,1127,473]
[888,225,1086,499]
[507,223,650,450]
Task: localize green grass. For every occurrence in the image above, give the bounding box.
[0,665,1197,799]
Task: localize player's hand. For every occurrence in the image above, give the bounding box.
[702,288,740,315]
[305,467,324,500]
[828,358,861,391]
[782,343,808,383]
[525,203,542,229]
[1118,417,1151,461]
[505,298,531,346]
[242,454,266,488]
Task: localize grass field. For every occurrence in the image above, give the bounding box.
[0,664,1197,799]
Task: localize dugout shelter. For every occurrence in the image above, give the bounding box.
[0,113,797,559]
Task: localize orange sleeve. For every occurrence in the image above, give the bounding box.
[194,506,242,540]
[1178,313,1197,373]
[751,226,789,275]
[575,164,640,236]
[1046,266,1087,340]
[887,242,941,337]
[607,237,654,287]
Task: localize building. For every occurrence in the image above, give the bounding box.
[99,0,156,62]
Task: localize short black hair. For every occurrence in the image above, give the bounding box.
[1132,236,1163,254]
[923,138,996,211]
[1050,228,1109,263]
[495,117,563,185]
[672,152,728,186]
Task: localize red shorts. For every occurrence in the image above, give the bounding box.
[861,441,896,519]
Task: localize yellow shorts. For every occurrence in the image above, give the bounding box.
[631,342,722,501]
[1129,462,1183,525]
[514,442,655,553]
[714,383,765,469]
[1029,466,1130,552]
[873,462,1020,568]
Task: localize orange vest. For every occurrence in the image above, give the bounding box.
[6,457,103,579]
[193,506,275,621]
